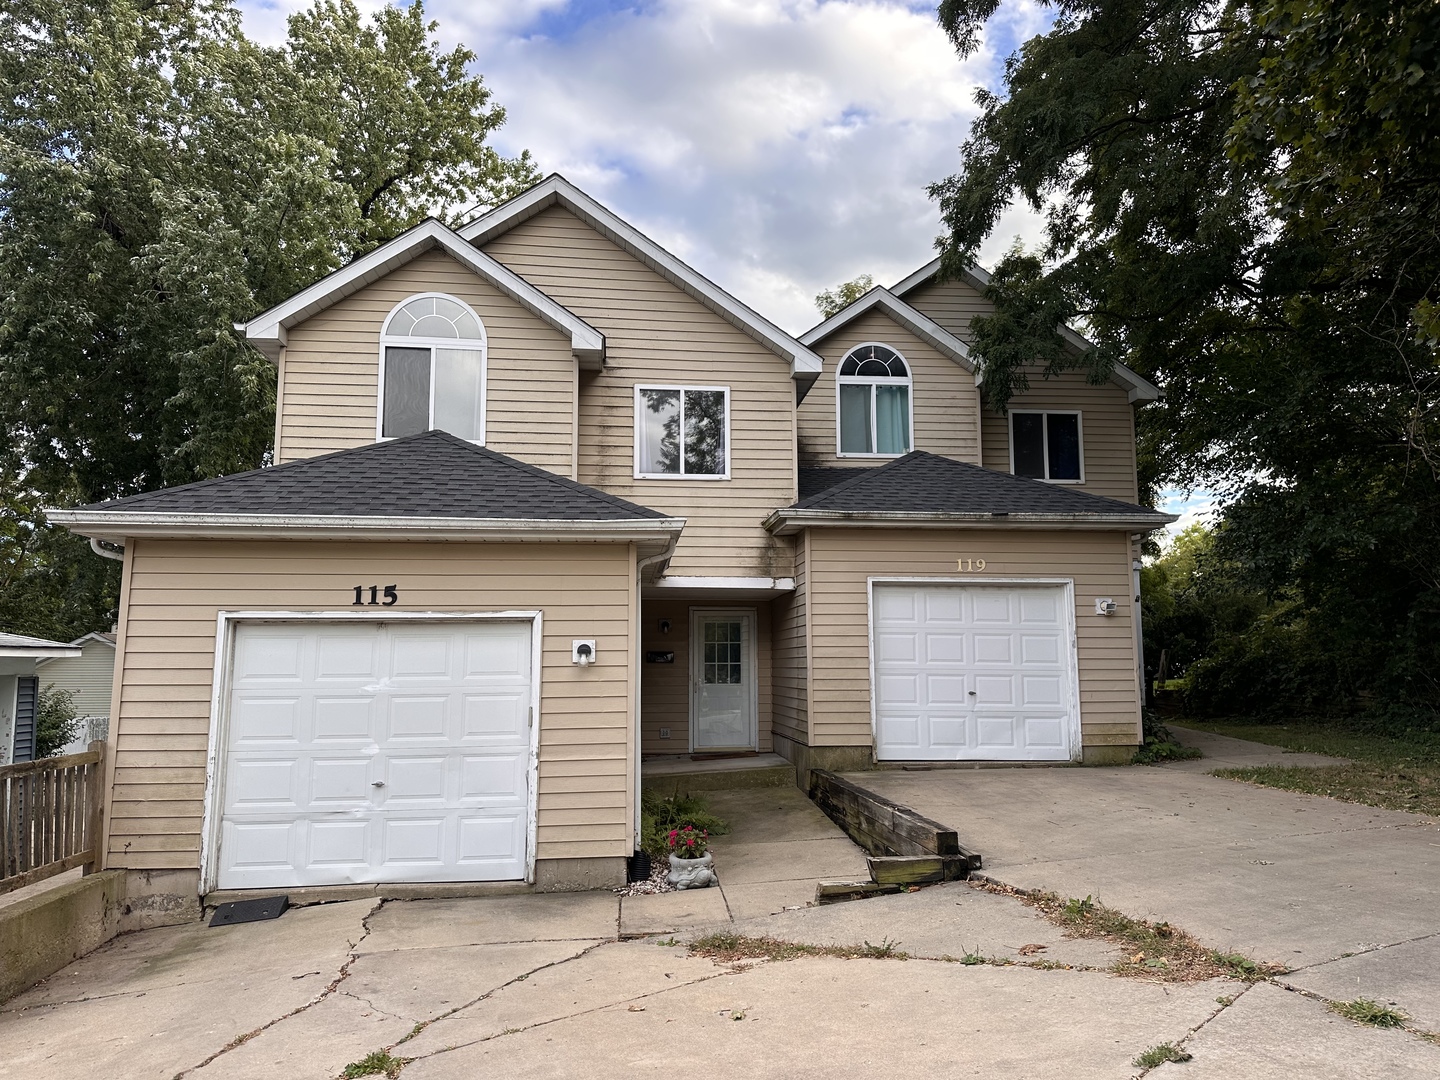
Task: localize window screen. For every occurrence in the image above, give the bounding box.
[1012,412,1046,478]
[382,347,431,438]
[1046,413,1082,480]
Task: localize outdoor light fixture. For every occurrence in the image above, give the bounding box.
[659,619,671,635]
[572,640,597,666]
[1095,598,1119,616]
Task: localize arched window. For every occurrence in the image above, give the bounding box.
[379,294,487,441]
[836,343,912,456]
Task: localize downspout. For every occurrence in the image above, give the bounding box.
[1132,547,1146,709]
[90,537,125,562]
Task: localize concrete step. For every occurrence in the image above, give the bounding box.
[642,752,796,792]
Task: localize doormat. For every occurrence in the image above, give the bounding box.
[209,895,290,927]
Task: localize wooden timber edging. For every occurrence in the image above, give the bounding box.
[809,770,982,884]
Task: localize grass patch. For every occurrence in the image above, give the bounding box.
[979,884,1284,982]
[341,1050,410,1078]
[1329,998,1409,1028]
[688,932,907,962]
[1178,721,1440,816]
[1133,1042,1193,1068]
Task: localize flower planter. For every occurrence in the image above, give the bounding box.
[667,851,718,890]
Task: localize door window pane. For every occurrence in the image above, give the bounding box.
[703,620,744,684]
[383,347,431,438]
[1046,413,1081,480]
[875,385,910,454]
[1012,413,1046,478]
[432,349,484,440]
[839,384,874,453]
[638,389,681,473]
[683,390,727,475]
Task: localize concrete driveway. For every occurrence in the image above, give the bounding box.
[1,739,1438,1079]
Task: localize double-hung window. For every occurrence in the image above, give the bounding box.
[1011,411,1083,482]
[379,294,486,441]
[634,386,729,479]
[837,344,912,456]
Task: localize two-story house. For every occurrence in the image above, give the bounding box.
[52,176,1170,922]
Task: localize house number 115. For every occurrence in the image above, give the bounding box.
[353,585,399,606]
[957,559,987,571]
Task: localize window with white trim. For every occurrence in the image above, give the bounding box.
[634,386,729,478]
[379,294,486,441]
[1011,411,1083,481]
[837,343,912,456]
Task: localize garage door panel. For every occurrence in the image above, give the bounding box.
[218,620,533,889]
[873,585,1077,762]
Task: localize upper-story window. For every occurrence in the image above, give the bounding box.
[1011,411,1083,482]
[634,385,729,479]
[837,344,912,456]
[379,294,487,441]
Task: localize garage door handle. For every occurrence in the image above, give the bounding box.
[371,781,385,788]
[968,691,976,696]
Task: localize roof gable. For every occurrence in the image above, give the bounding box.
[457,175,824,387]
[889,259,1161,404]
[798,287,973,371]
[240,219,604,368]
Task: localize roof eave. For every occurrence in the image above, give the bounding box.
[46,510,686,545]
[458,176,824,381]
[238,219,606,368]
[763,509,1176,535]
[0,646,83,659]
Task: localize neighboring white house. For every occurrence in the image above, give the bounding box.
[34,632,117,756]
[0,632,83,764]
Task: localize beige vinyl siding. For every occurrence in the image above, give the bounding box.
[904,276,1140,502]
[804,527,1141,750]
[770,532,809,747]
[106,538,636,871]
[981,373,1140,502]
[35,640,116,718]
[278,250,578,477]
[482,207,798,579]
[798,308,981,468]
[639,598,772,754]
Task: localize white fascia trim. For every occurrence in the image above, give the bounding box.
[46,509,686,544]
[238,219,605,367]
[458,176,824,380]
[889,259,1162,403]
[799,287,973,372]
[0,646,82,659]
[653,576,796,592]
[763,509,1176,535]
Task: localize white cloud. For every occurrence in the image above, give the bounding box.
[1156,488,1219,541]
[236,0,1050,332]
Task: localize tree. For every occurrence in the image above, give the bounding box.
[35,685,80,760]
[930,0,1440,721]
[815,274,875,318]
[0,0,538,641]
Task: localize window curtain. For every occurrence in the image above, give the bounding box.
[839,384,873,453]
[432,349,484,440]
[874,385,910,454]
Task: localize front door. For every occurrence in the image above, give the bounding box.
[690,610,756,751]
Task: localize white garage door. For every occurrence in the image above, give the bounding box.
[872,584,1077,761]
[216,620,533,890]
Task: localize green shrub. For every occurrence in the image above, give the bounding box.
[35,684,80,758]
[639,791,729,857]
[1132,710,1203,764]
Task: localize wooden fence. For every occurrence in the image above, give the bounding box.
[0,741,105,895]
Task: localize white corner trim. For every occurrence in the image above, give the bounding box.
[239,219,604,366]
[801,288,973,372]
[458,175,824,379]
[887,259,1162,403]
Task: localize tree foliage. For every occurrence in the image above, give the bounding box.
[815,274,875,318]
[933,0,1440,719]
[35,684,81,760]
[0,0,537,641]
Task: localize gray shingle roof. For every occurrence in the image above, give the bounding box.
[799,467,871,499]
[789,451,1171,522]
[83,430,667,521]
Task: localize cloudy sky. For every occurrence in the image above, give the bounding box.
[236,0,1204,538]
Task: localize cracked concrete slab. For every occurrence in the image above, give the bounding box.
[1152,981,1440,1078]
[847,767,1440,965]
[1278,935,1440,1034]
[343,939,603,1021]
[620,888,731,936]
[726,880,1122,968]
[187,990,413,1080]
[398,940,721,1059]
[360,892,619,953]
[401,956,1228,1080]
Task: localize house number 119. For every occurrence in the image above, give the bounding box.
[957,559,987,572]
[353,585,399,606]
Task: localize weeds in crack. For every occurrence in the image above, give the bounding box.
[341,1049,410,1078]
[688,933,908,963]
[1133,1042,1192,1069]
[975,881,1284,982]
[1329,998,1408,1028]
